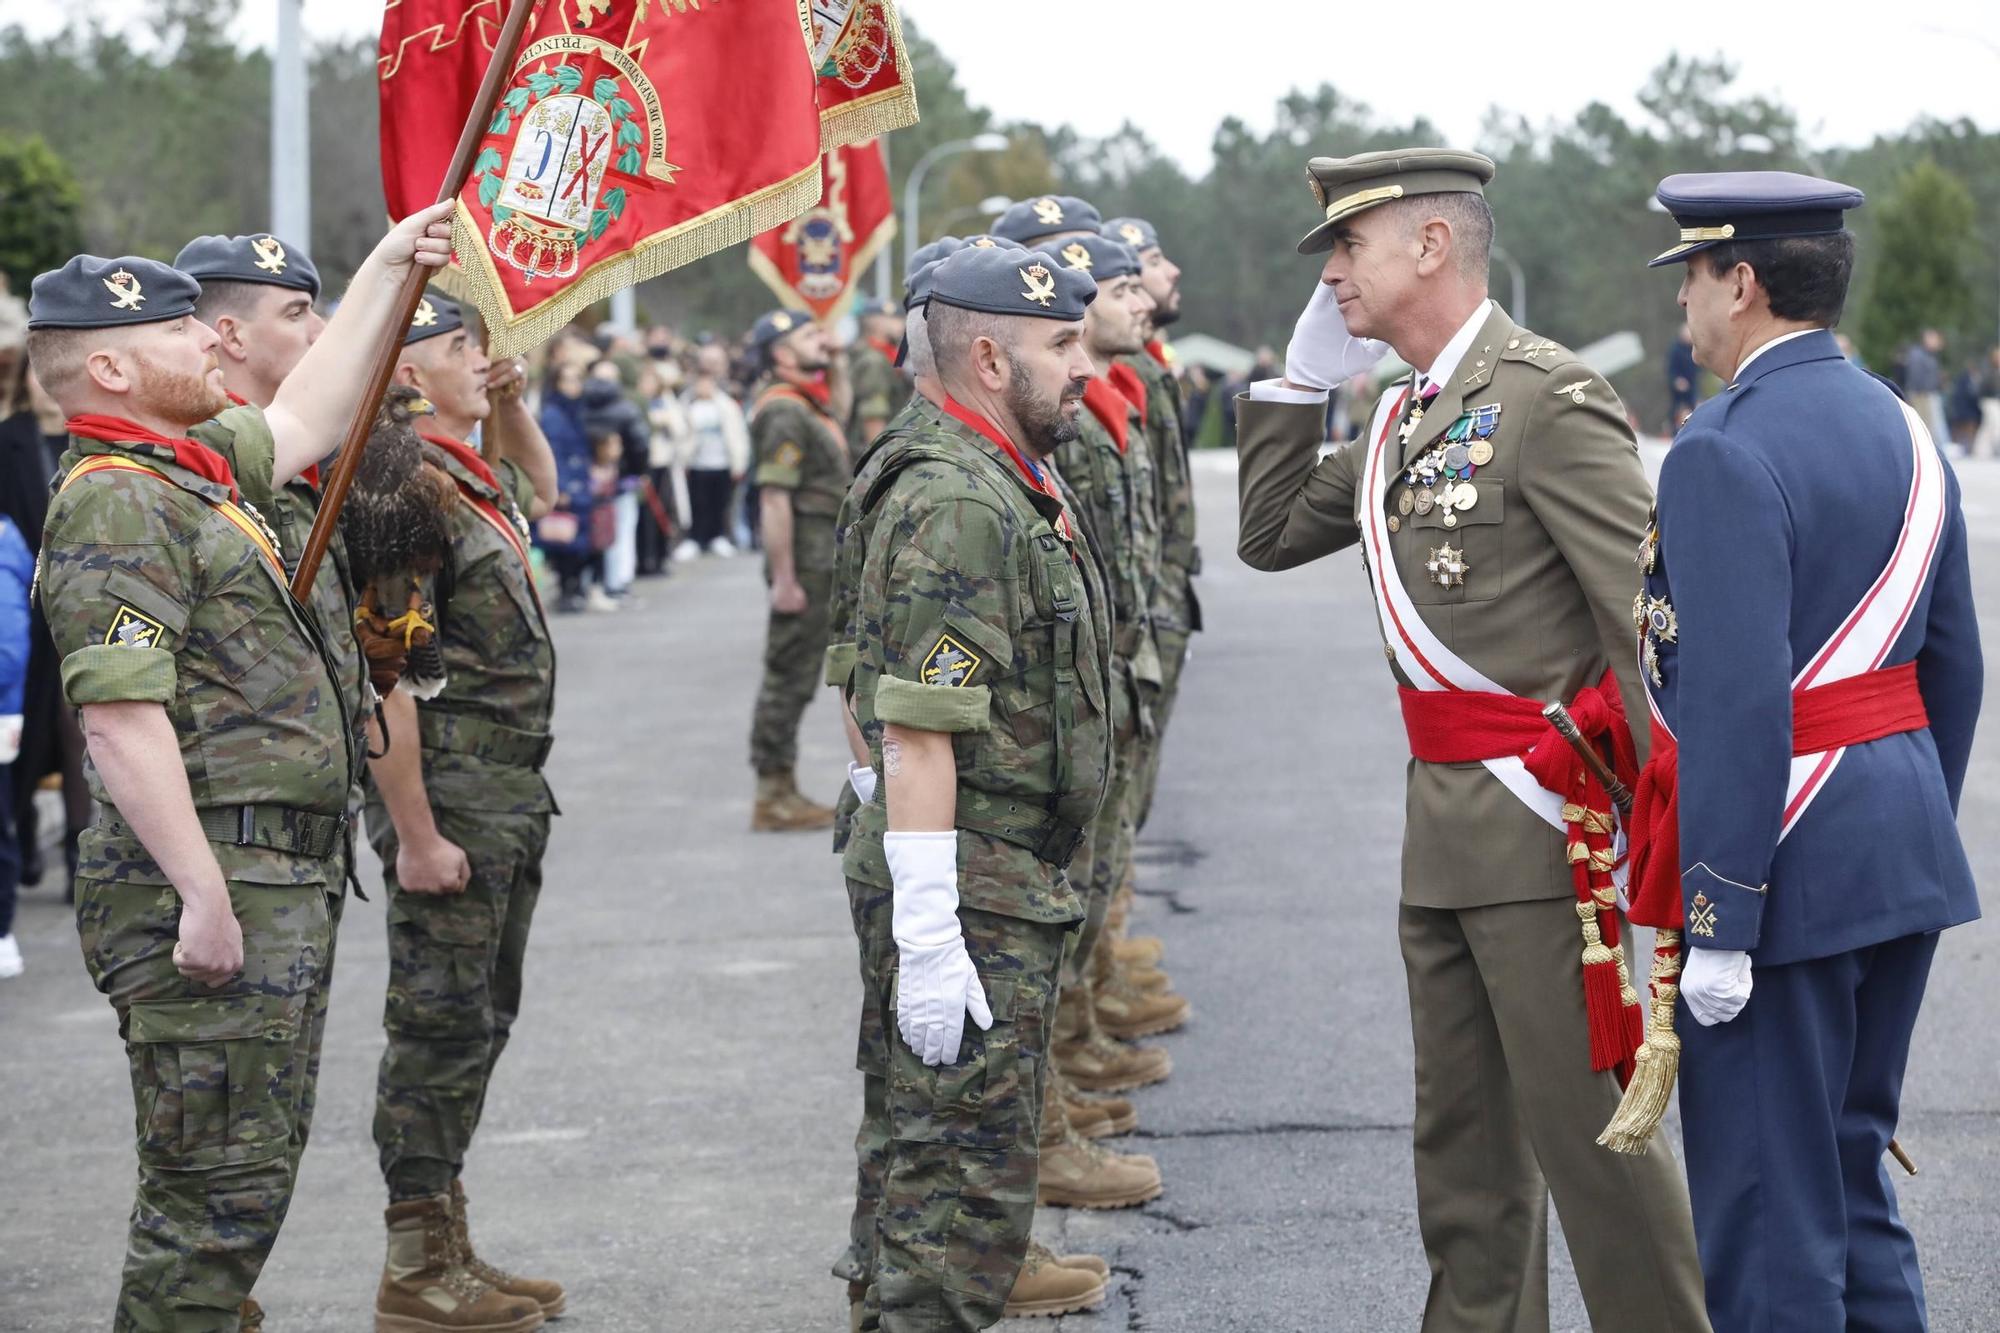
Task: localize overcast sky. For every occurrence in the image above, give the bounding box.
[26,0,2000,171]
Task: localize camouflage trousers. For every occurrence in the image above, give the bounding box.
[748,558,834,774]
[74,873,334,1332]
[365,801,549,1200]
[1072,674,1150,981]
[1131,621,1192,834]
[842,883,1071,1332]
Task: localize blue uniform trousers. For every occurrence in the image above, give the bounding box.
[1680,931,1939,1332]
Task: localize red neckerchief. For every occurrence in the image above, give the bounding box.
[1081,376,1132,453]
[222,390,320,490]
[782,373,834,414]
[419,428,502,493]
[865,335,900,365]
[1108,361,1149,427]
[1144,339,1170,370]
[66,414,239,499]
[940,395,1075,545]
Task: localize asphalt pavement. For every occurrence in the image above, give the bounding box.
[3,452,1998,1332]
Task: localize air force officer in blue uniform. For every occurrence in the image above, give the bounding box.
[1643,172,1982,1331]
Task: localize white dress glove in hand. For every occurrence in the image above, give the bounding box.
[847,761,878,805]
[1283,280,1388,391]
[886,830,992,1066]
[1681,947,1754,1027]
[0,714,21,766]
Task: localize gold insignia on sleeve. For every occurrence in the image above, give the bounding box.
[773,441,804,469]
[1020,263,1056,307]
[1554,378,1591,405]
[103,269,145,311]
[250,236,288,274]
[1687,892,1718,938]
[1031,197,1064,226]
[104,605,165,649]
[411,298,438,328]
[921,634,983,687]
[1119,223,1144,246]
[1059,242,1093,271]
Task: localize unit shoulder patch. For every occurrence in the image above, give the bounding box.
[105,605,166,649]
[921,633,983,687]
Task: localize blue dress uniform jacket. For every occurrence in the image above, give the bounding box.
[1650,329,1981,967]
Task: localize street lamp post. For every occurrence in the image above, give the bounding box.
[1491,243,1526,327]
[903,133,1010,275]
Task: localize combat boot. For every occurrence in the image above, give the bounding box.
[238,1297,264,1331]
[1095,971,1190,1039]
[750,770,835,831]
[1036,1127,1163,1209]
[1116,957,1174,993]
[1054,986,1170,1093]
[1003,1240,1108,1318]
[448,1181,566,1319]
[376,1196,545,1333]
[1109,933,1166,967]
[1055,1071,1137,1139]
[1050,1249,1111,1280]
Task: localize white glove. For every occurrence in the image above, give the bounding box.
[847,761,877,805]
[887,830,992,1066]
[0,714,20,766]
[1681,947,1754,1027]
[1282,281,1389,391]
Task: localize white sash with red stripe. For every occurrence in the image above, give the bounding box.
[1358,383,1570,836]
[1642,396,1947,843]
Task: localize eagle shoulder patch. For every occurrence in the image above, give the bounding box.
[921,634,983,687]
[105,605,165,648]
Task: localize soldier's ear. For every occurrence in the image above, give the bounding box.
[212,314,251,365]
[972,333,1007,391]
[82,343,135,398]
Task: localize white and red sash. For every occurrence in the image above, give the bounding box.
[1358,383,1572,836]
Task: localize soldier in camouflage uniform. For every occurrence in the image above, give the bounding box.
[174,237,371,1230]
[25,207,454,1332]
[1100,216,1196,975]
[841,246,1115,1330]
[846,298,911,444]
[747,310,852,831]
[362,294,561,1332]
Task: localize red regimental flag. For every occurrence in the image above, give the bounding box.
[746,139,896,324]
[380,0,869,356]
[807,0,920,150]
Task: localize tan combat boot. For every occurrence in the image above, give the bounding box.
[238,1297,264,1331]
[1109,933,1166,967]
[1115,956,1174,994]
[1054,984,1171,1093]
[449,1181,566,1319]
[1055,1070,1137,1139]
[376,1197,545,1333]
[1003,1240,1108,1318]
[1051,1249,1111,1280]
[751,770,836,831]
[1095,971,1190,1039]
[1037,1126,1163,1209]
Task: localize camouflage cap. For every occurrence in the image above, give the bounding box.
[927,246,1096,321]
[29,254,200,330]
[1295,148,1497,255]
[990,194,1103,244]
[404,291,465,346]
[1101,217,1161,253]
[1053,234,1140,282]
[174,233,322,299]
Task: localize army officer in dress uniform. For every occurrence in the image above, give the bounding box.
[1233,148,1710,1332]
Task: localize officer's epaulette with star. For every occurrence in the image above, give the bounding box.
[1497,335,1572,373]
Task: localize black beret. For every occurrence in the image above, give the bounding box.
[174,233,321,299]
[404,292,465,346]
[1102,217,1161,252]
[1648,171,1866,267]
[1053,234,1140,282]
[904,237,969,308]
[926,246,1096,322]
[29,255,200,330]
[751,308,815,352]
[990,195,1103,244]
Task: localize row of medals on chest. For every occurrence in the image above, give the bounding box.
[1396,405,1495,590]
[1634,522,1676,686]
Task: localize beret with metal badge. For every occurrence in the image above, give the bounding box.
[1054,233,1141,282]
[1101,216,1161,253]
[990,194,1103,244]
[29,254,200,330]
[905,236,969,308]
[751,308,812,352]
[173,233,321,299]
[1647,170,1865,267]
[926,246,1096,321]
[1295,148,1497,255]
[404,291,466,346]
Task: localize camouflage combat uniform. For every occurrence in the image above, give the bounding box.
[842,405,1113,1331]
[41,409,354,1332]
[1054,387,1160,966]
[362,438,557,1201]
[747,382,850,775]
[1121,349,1197,829]
[846,337,912,441]
[192,409,368,1176]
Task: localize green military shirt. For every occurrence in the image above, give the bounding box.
[753,383,851,573]
[1056,385,1161,668]
[842,409,1115,924]
[845,338,912,442]
[1122,349,1201,634]
[824,393,945,694]
[415,442,557,814]
[40,412,353,887]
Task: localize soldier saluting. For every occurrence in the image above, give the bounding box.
[25,203,454,1332]
[1234,149,1710,1330]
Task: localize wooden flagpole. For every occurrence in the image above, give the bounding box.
[291,0,536,596]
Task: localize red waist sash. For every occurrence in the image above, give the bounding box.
[1625,661,1930,929]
